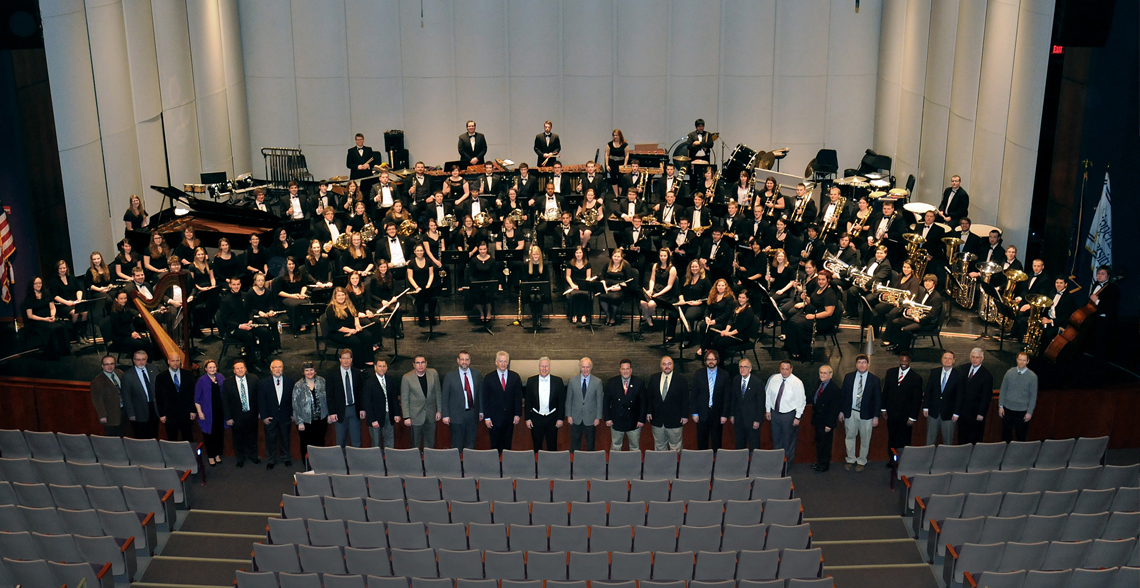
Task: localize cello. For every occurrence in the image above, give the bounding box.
[1044,276,1118,362]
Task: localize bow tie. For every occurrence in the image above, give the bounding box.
[544,133,551,137]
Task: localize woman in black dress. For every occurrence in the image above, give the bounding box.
[274,256,311,334]
[421,218,445,280]
[605,129,629,199]
[344,180,361,214]
[467,241,497,324]
[212,238,241,283]
[383,200,412,228]
[704,289,757,358]
[522,245,549,328]
[244,272,281,351]
[300,239,333,288]
[87,251,116,318]
[454,215,485,258]
[341,232,374,277]
[189,246,218,334]
[760,176,784,219]
[267,227,294,278]
[576,188,605,247]
[369,260,403,338]
[143,231,170,279]
[407,243,437,326]
[174,226,201,266]
[107,290,149,354]
[783,270,839,360]
[765,218,800,264]
[670,260,711,344]
[325,287,376,369]
[22,276,71,358]
[113,239,141,281]
[696,279,735,357]
[442,164,470,207]
[347,200,371,234]
[767,249,797,311]
[564,246,592,324]
[734,240,769,294]
[640,247,678,330]
[497,187,529,227]
[243,233,269,281]
[49,260,89,344]
[873,259,920,344]
[598,248,634,326]
[345,271,373,318]
[123,194,147,233]
[700,166,725,206]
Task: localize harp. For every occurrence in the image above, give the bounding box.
[130,271,191,367]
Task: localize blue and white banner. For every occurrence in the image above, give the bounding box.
[1084,172,1113,286]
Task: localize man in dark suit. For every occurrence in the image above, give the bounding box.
[889,275,944,352]
[155,354,196,442]
[515,163,539,205]
[406,162,432,205]
[282,181,314,221]
[218,277,274,367]
[604,358,647,451]
[1040,277,1077,344]
[797,225,826,272]
[312,208,346,248]
[786,183,818,234]
[418,192,453,233]
[936,175,969,225]
[534,121,561,166]
[923,350,962,445]
[620,215,650,271]
[880,352,923,463]
[845,245,893,319]
[326,349,365,449]
[1087,265,1120,361]
[258,359,295,468]
[700,228,734,284]
[621,161,648,198]
[689,350,730,450]
[91,355,126,437]
[370,173,404,215]
[482,351,523,452]
[808,364,842,472]
[685,119,711,161]
[122,350,159,439]
[653,163,688,206]
[579,161,607,204]
[646,356,689,451]
[951,217,984,260]
[477,161,504,200]
[727,358,764,451]
[524,357,565,452]
[552,212,580,249]
[222,359,261,466]
[838,354,881,471]
[374,223,409,268]
[458,120,488,166]
[955,349,994,445]
[684,193,713,232]
[442,350,484,450]
[362,356,401,449]
[861,200,905,263]
[913,211,947,283]
[347,133,376,181]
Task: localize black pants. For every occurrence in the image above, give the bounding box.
[329,331,376,370]
[231,415,260,463]
[570,423,596,452]
[133,404,162,439]
[165,420,194,442]
[299,419,328,463]
[103,424,126,438]
[229,326,275,362]
[487,419,515,452]
[695,417,723,451]
[529,412,559,452]
[958,417,986,444]
[814,422,834,466]
[885,415,913,453]
[734,420,761,450]
[264,418,293,464]
[203,429,225,458]
[1001,410,1030,442]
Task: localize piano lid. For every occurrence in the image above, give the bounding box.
[145,185,284,248]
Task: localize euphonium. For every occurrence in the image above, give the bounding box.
[397,219,418,236]
[951,252,978,308]
[901,297,932,320]
[903,232,928,278]
[822,251,850,278]
[850,267,873,290]
[1022,294,1053,356]
[873,282,913,307]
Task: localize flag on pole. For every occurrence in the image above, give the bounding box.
[1084,171,1113,286]
[0,197,14,304]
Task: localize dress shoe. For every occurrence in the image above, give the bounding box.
[855,464,865,472]
[251,458,261,464]
[885,461,895,468]
[285,460,293,467]
[236,461,245,468]
[814,465,829,473]
[267,462,275,470]
[844,463,853,471]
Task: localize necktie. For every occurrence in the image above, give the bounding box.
[814,382,824,403]
[463,372,473,408]
[111,373,121,389]
[775,379,785,412]
[139,369,150,401]
[941,371,948,392]
[707,371,715,408]
[969,367,976,380]
[502,373,508,390]
[661,374,670,399]
[623,380,629,396]
[741,378,748,397]
[240,379,249,412]
[345,371,354,406]
[379,376,387,400]
[899,370,905,385]
[173,371,180,390]
[855,374,864,411]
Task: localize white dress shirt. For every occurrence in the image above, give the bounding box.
[388,239,407,267]
[765,374,806,418]
[537,375,551,415]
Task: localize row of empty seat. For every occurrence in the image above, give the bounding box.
[0,430,199,475]
[894,438,1110,482]
[0,504,156,555]
[0,459,192,507]
[281,495,801,527]
[899,464,1137,513]
[1,481,178,531]
[267,519,808,553]
[237,573,836,588]
[295,475,792,505]
[1,556,116,588]
[964,567,1137,588]
[0,530,137,580]
[912,486,1139,537]
[251,545,826,583]
[928,512,1140,565]
[306,448,786,481]
[944,539,1138,586]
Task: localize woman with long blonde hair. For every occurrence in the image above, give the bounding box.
[324,286,376,369]
[124,194,147,232]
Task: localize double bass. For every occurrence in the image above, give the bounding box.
[1043,276,1118,362]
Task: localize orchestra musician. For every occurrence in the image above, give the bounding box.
[972,230,1004,277]
[728,170,755,210]
[523,246,550,329]
[325,287,378,369]
[467,242,497,325]
[246,272,283,353]
[341,232,375,277]
[156,256,190,336]
[314,207,345,248]
[420,192,453,236]
[114,238,141,281]
[564,246,592,324]
[622,160,647,199]
[695,279,735,357]
[1037,277,1076,346]
[212,238,241,284]
[741,204,767,249]
[368,261,404,339]
[218,276,274,367]
[580,161,608,206]
[453,215,486,259]
[641,248,678,331]
[872,259,921,345]
[443,164,470,207]
[462,183,489,222]
[478,161,503,200]
[783,270,839,361]
[760,176,784,219]
[497,187,527,225]
[703,288,757,359]
[598,248,635,326]
[685,119,711,162]
[816,187,848,240]
[299,240,332,292]
[553,212,579,249]
[189,246,219,331]
[798,225,825,271]
[274,256,311,334]
[733,240,768,294]
[1087,265,1120,358]
[655,190,680,228]
[576,189,604,247]
[686,192,713,234]
[283,181,314,221]
[827,232,862,273]
[845,245,893,321]
[668,218,696,267]
[764,218,799,264]
[123,194,147,233]
[346,201,371,235]
[534,182,565,244]
[698,167,724,205]
[458,120,487,166]
[347,133,376,181]
[422,219,446,285]
[370,172,402,217]
[786,183,817,233]
[47,261,87,345]
[953,217,983,259]
[861,200,903,263]
[767,249,796,315]
[375,223,409,270]
[314,180,341,217]
[780,260,818,320]
[244,234,269,282]
[620,215,649,273]
[408,242,438,326]
[700,228,733,285]
[669,260,710,345]
[547,162,571,196]
[606,129,629,200]
[107,289,150,354]
[534,121,561,166]
[617,188,647,224]
[346,267,373,317]
[654,162,688,205]
[344,181,362,213]
[174,227,201,266]
[937,175,969,225]
[721,200,745,243]
[515,162,538,205]
[913,210,947,284]
[407,162,432,205]
[249,187,272,214]
[23,275,72,358]
[86,251,115,314]
[847,196,873,238]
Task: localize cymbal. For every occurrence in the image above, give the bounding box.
[328,175,349,183]
[834,176,867,186]
[889,188,910,197]
[903,202,935,214]
[849,180,870,188]
[870,179,890,188]
[869,191,887,199]
[672,155,691,163]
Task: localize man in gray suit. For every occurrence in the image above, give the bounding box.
[121,350,159,439]
[401,355,441,449]
[442,350,483,450]
[565,357,604,452]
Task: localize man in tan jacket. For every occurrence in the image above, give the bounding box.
[401,355,441,449]
[90,355,126,436]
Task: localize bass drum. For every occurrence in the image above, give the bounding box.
[725,144,757,179]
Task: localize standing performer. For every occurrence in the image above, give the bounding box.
[534,120,561,166]
[458,120,488,166]
[346,133,376,181]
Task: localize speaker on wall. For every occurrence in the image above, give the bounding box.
[0,0,43,50]
[1053,0,1116,47]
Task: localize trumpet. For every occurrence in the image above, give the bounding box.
[873,282,913,307]
[901,297,932,320]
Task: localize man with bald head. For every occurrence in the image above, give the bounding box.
[647,356,689,451]
[808,364,841,472]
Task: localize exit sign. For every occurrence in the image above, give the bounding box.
[1052,45,1064,54]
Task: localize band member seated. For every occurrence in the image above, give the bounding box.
[576,189,604,247]
[668,217,696,267]
[622,160,647,199]
[479,161,503,199]
[700,227,733,284]
[300,239,333,288]
[826,232,863,285]
[798,225,825,271]
[467,242,498,325]
[368,261,404,339]
[173,226,201,266]
[552,212,579,249]
[758,176,783,218]
[697,167,724,205]
[114,239,142,282]
[274,256,312,333]
[720,200,745,242]
[442,164,470,206]
[314,207,345,247]
[860,200,903,262]
[783,270,839,361]
[702,288,757,358]
[786,183,817,233]
[640,248,677,331]
[496,216,526,277]
[158,256,192,335]
[534,181,565,243]
[1009,259,1053,341]
[598,248,635,326]
[453,215,487,258]
[23,276,72,358]
[547,162,570,195]
[375,223,409,270]
[621,215,650,272]
[246,272,282,351]
[696,279,735,354]
[249,187,273,214]
[143,232,170,280]
[845,245,893,320]
[912,210,947,285]
[522,246,550,329]
[345,271,373,318]
[764,217,800,264]
[370,172,401,217]
[816,186,848,241]
[686,192,713,234]
[463,183,490,222]
[872,259,921,342]
[346,200,372,236]
[767,249,797,318]
[655,162,688,205]
[733,240,768,294]
[515,163,538,205]
[315,180,342,217]
[617,187,646,223]
[407,242,438,326]
[340,232,375,278]
[742,204,768,248]
[886,274,943,352]
[219,276,274,367]
[421,219,446,284]
[458,120,487,166]
[846,196,873,239]
[669,260,710,344]
[973,229,1005,273]
[937,174,969,225]
[655,190,680,227]
[952,217,983,258]
[564,246,592,324]
[325,287,377,369]
[106,289,150,354]
[49,259,89,343]
[283,181,313,221]
[497,187,528,226]
[780,260,819,319]
[420,191,452,234]
[728,170,755,210]
[1036,276,1076,346]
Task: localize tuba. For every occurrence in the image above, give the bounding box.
[998,269,1028,330]
[951,252,978,308]
[1022,294,1053,356]
[903,232,928,278]
[975,261,1004,322]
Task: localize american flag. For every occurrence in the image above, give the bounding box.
[0,197,14,303]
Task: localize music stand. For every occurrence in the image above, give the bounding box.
[498,249,525,291]
[758,286,786,353]
[441,250,467,293]
[577,278,605,334]
[518,279,551,335]
[469,280,499,335]
[549,247,574,269]
[856,295,878,355]
[975,281,1004,345]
